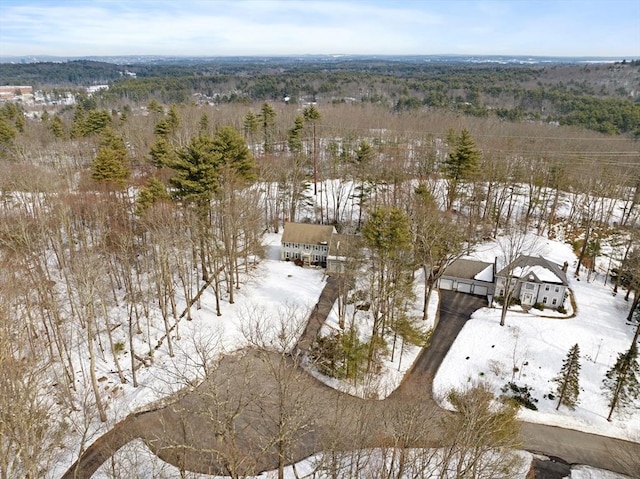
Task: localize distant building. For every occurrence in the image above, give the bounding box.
[280,222,360,273]
[0,85,33,101]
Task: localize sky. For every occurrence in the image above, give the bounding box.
[0,0,638,58]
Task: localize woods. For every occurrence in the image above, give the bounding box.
[1,59,639,477]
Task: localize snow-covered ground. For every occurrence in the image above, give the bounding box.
[53,177,639,478]
[309,267,439,399]
[75,231,637,479]
[434,236,640,442]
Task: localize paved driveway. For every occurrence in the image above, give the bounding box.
[62,288,640,478]
[398,290,640,477]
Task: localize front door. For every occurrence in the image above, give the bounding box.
[522,292,534,305]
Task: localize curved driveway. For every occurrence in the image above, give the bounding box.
[402,290,640,477]
[62,289,640,478]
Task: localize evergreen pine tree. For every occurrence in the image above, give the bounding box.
[0,117,16,147]
[49,116,65,139]
[14,113,25,133]
[211,126,255,183]
[603,343,640,421]
[243,111,259,139]
[442,128,480,210]
[167,104,181,130]
[303,105,321,194]
[91,128,130,187]
[168,134,220,206]
[553,343,581,410]
[287,116,304,155]
[84,110,111,136]
[198,113,210,135]
[136,176,170,215]
[149,136,175,168]
[147,99,164,113]
[70,104,86,139]
[259,102,276,153]
[154,118,172,137]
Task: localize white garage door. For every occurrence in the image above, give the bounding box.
[474,285,488,296]
[457,282,472,293]
[439,279,453,290]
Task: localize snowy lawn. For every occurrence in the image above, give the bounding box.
[125,233,328,411]
[56,233,328,478]
[434,237,640,441]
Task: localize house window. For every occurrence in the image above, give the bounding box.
[545,285,550,291]
[552,298,557,305]
[285,252,290,259]
[543,296,548,304]
[525,283,535,290]
[555,286,560,293]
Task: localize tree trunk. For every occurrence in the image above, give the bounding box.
[87,315,107,423]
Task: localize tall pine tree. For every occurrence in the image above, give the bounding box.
[91,128,130,187]
[303,105,321,194]
[259,102,276,154]
[553,343,581,410]
[603,343,640,421]
[442,128,480,211]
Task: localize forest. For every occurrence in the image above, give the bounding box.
[0,58,639,478]
[2,57,639,135]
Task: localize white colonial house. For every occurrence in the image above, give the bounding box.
[495,255,569,309]
[280,222,336,266]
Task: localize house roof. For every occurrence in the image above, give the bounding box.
[496,255,568,285]
[281,222,336,245]
[443,259,494,281]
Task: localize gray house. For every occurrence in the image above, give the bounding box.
[495,255,568,309]
[281,222,336,266]
[437,259,495,297]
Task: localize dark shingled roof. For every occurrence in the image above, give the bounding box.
[443,259,494,281]
[496,255,568,286]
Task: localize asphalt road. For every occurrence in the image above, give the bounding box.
[61,287,640,479]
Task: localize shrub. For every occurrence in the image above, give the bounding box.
[500,381,538,410]
[309,327,369,380]
[533,302,544,311]
[495,296,521,307]
[114,341,126,354]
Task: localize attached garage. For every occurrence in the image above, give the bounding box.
[438,259,495,299]
[439,278,454,290]
[474,285,488,296]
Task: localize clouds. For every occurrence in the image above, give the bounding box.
[0,0,638,57]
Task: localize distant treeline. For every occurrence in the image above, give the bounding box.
[1,59,639,136]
